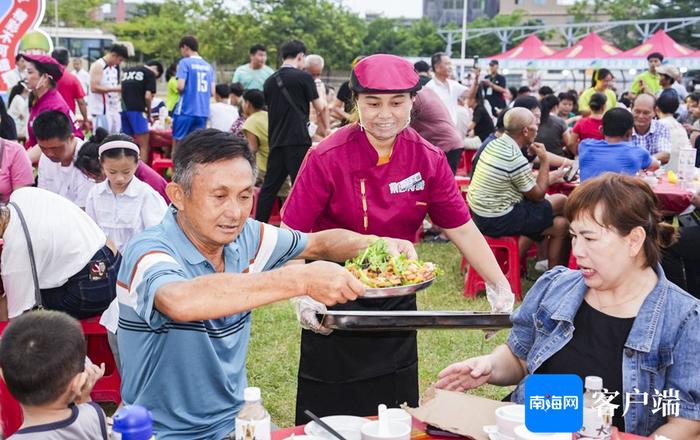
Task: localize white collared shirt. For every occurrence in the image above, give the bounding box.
[37,138,96,209]
[85,176,168,253]
[1,187,106,318]
[425,77,468,125]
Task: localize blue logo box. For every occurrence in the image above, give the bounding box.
[525,374,583,433]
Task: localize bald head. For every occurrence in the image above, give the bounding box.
[632,93,656,111]
[504,107,536,135]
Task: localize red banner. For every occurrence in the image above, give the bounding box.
[0,0,44,91]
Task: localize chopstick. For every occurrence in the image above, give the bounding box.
[304,410,348,440]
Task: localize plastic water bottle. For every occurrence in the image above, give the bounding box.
[235,387,271,440]
[112,404,154,439]
[575,376,612,439]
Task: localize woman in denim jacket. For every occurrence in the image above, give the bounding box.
[437,173,700,438]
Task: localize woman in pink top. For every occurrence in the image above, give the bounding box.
[0,139,33,202]
[283,54,513,424]
[22,54,83,150]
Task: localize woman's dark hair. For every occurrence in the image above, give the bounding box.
[99,133,140,163]
[28,61,56,88]
[512,95,539,112]
[592,68,613,88]
[229,82,244,97]
[538,86,553,97]
[242,89,265,110]
[588,92,607,113]
[0,97,17,140]
[74,128,108,176]
[656,90,680,115]
[540,94,559,125]
[165,62,178,82]
[8,82,26,109]
[508,86,518,100]
[565,173,677,268]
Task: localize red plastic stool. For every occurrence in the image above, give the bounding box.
[456,149,477,176]
[464,236,523,301]
[150,153,174,182]
[80,317,121,404]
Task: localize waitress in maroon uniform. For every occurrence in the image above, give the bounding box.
[282,54,512,423]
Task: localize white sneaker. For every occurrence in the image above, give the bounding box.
[534,259,548,273]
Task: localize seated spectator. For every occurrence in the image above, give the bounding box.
[7,82,29,143]
[568,92,606,156]
[436,173,700,438]
[655,91,691,154]
[467,107,570,268]
[0,310,108,439]
[210,83,239,132]
[631,94,671,164]
[467,92,495,142]
[579,108,659,181]
[0,96,17,141]
[34,110,95,209]
[0,138,33,203]
[556,91,580,127]
[229,82,244,107]
[662,192,700,298]
[0,187,119,319]
[470,110,505,177]
[686,92,700,146]
[74,128,170,204]
[535,94,570,157]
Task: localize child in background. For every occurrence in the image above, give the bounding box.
[0,310,107,439]
[84,133,167,253]
[209,83,239,131]
[84,134,167,368]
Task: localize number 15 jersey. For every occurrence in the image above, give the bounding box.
[174,56,214,118]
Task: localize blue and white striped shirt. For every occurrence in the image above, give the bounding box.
[116,207,307,440]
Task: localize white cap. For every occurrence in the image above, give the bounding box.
[244,387,261,402]
[585,376,603,391]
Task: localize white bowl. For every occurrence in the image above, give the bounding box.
[513,424,571,440]
[361,420,411,440]
[495,405,525,438]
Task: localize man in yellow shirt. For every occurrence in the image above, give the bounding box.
[629,52,664,97]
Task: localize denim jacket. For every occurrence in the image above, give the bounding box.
[507,265,700,436]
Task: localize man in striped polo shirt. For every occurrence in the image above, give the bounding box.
[115,129,416,440]
[467,107,570,268]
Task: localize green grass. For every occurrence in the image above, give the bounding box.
[247,242,540,427]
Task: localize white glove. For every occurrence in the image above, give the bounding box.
[483,282,515,340]
[486,282,515,314]
[291,296,332,335]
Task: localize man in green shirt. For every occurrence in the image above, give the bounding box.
[629,52,664,97]
[232,44,274,91]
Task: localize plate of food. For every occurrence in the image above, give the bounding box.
[345,239,441,298]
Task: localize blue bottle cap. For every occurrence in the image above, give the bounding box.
[113,405,153,439]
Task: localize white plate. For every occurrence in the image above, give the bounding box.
[305,416,369,440]
[483,425,514,440]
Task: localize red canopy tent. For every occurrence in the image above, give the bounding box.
[490,34,557,60]
[618,29,694,59]
[537,32,622,69]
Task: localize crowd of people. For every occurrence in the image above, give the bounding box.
[0,34,697,440]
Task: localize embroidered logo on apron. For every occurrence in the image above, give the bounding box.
[389,172,425,194]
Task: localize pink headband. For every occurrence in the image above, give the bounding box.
[98,140,140,158]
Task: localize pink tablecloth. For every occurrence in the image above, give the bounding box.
[548,179,693,215]
[271,417,649,440]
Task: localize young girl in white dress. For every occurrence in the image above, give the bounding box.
[85,134,167,253]
[85,135,167,361]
